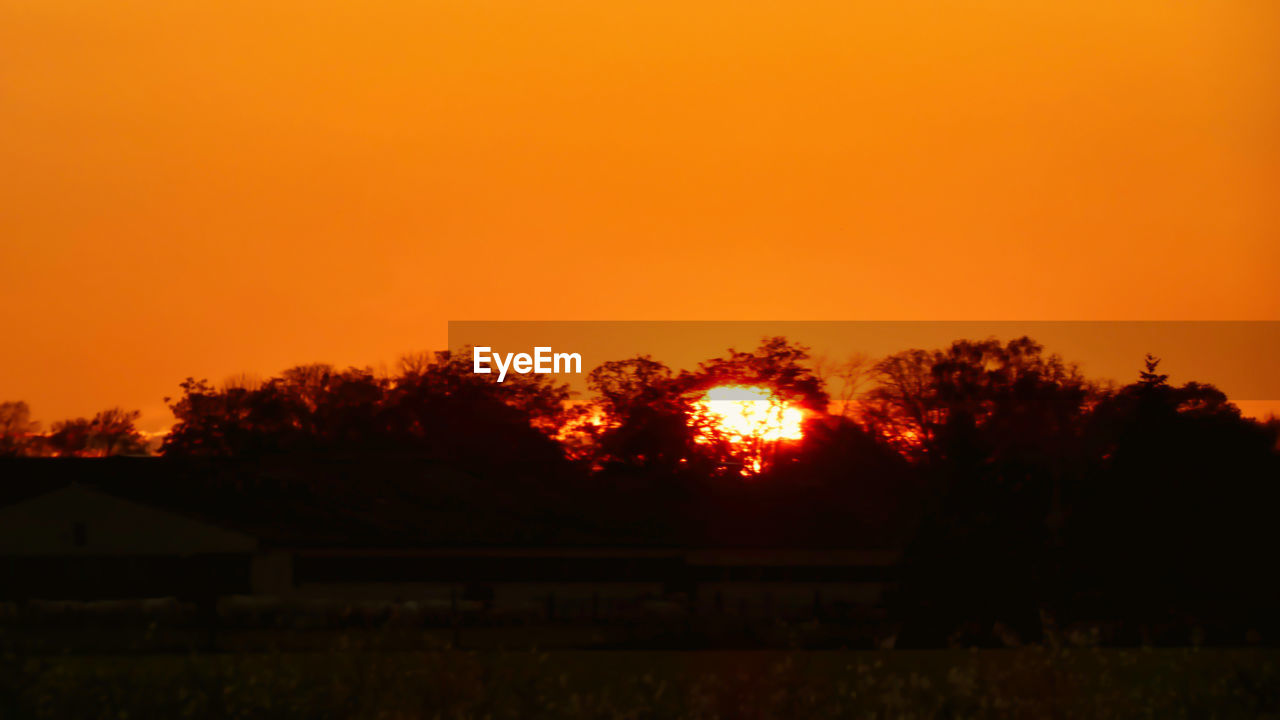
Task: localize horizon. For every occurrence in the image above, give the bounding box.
[12,321,1280,437]
[8,331,1280,434]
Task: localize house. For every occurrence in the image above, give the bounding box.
[0,484,287,600]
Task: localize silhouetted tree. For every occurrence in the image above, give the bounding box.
[1138,352,1169,388]
[46,407,146,457]
[89,407,148,456]
[879,344,1278,645]
[861,336,1094,462]
[380,349,571,471]
[0,401,39,457]
[1066,355,1280,642]
[577,339,831,481]
[163,350,573,478]
[869,338,1099,645]
[47,417,93,456]
[814,352,871,419]
[758,413,922,546]
[582,356,703,478]
[686,336,829,411]
[685,337,831,477]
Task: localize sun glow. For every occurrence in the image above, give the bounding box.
[691,381,798,443]
[690,385,805,474]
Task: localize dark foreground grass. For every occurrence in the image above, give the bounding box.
[2,646,1277,719]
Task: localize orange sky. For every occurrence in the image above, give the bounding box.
[2,0,1278,431]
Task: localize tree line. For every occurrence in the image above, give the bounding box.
[0,403,147,457]
[2,335,1278,643]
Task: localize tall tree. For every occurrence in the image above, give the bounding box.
[1068,356,1280,640]
[861,336,1093,462]
[582,356,700,476]
[89,407,148,456]
[0,401,39,456]
[47,417,93,456]
[864,337,1097,645]
[687,336,829,411]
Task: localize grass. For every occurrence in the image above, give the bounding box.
[2,645,1277,719]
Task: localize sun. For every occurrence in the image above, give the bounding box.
[694,385,804,442]
[689,385,805,474]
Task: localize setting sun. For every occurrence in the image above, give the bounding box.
[689,385,805,475]
[693,385,805,444]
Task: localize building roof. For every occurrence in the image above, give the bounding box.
[0,483,258,556]
[0,457,912,550]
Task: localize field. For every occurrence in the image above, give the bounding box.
[3,646,1277,719]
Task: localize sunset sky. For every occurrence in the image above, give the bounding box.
[2,0,1278,431]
